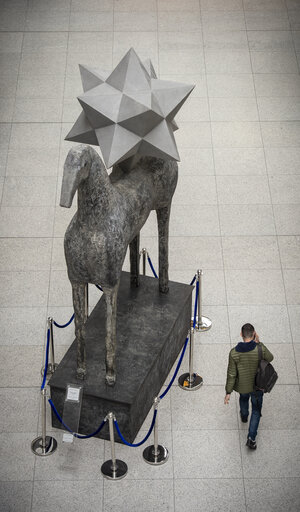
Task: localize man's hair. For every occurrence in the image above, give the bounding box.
[241,323,255,339]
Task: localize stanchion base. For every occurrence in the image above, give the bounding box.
[31,436,57,456]
[41,363,58,377]
[191,315,212,332]
[178,372,203,391]
[143,445,169,465]
[101,459,128,480]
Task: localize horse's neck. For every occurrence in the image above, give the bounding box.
[77,159,113,218]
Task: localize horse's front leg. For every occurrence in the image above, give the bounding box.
[103,283,119,386]
[156,203,171,293]
[129,233,140,287]
[72,282,88,380]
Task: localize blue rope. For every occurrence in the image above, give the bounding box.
[41,328,50,390]
[147,255,158,279]
[53,314,74,329]
[159,336,189,399]
[48,399,107,439]
[193,280,199,330]
[114,408,157,447]
[190,275,196,286]
[95,284,103,291]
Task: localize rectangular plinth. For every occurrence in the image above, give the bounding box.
[49,272,193,443]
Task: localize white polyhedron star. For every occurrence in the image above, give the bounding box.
[65,48,194,169]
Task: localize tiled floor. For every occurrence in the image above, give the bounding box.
[0,1,300,511]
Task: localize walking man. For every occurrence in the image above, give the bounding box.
[224,323,274,450]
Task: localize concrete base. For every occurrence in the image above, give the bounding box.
[49,272,193,443]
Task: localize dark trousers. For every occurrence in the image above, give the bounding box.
[239,390,263,441]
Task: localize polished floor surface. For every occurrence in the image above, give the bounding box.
[0,1,300,511]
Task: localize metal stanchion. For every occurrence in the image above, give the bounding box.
[41,317,57,377]
[31,388,57,456]
[143,397,169,465]
[101,412,128,480]
[141,247,147,276]
[85,283,89,319]
[178,327,203,390]
[193,269,212,332]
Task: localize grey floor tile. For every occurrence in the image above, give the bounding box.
[211,122,262,147]
[2,177,57,207]
[169,236,223,270]
[278,236,300,268]
[228,305,292,345]
[169,205,220,236]
[68,30,112,53]
[104,479,174,512]
[170,269,227,306]
[201,11,246,32]
[245,10,290,30]
[0,98,14,122]
[205,50,252,74]
[193,305,230,343]
[288,305,300,343]
[245,478,300,512]
[0,481,33,512]
[53,204,78,237]
[0,433,35,481]
[210,97,258,122]
[268,343,298,384]
[22,31,68,53]
[72,0,112,9]
[0,53,20,76]
[248,30,294,52]
[283,269,300,304]
[175,121,212,148]
[0,345,43,387]
[9,123,61,150]
[293,29,300,50]
[225,269,286,305]
[27,0,71,11]
[214,148,266,175]
[241,430,300,478]
[258,97,300,121]
[254,74,300,97]
[0,32,23,53]
[0,387,39,433]
[273,204,300,235]
[16,76,65,100]
[171,385,238,430]
[203,30,248,50]
[265,147,300,174]
[174,478,246,512]
[176,97,209,123]
[174,175,217,204]
[176,148,214,175]
[0,9,26,31]
[49,269,73,307]
[25,11,70,31]
[294,344,300,377]
[13,98,63,123]
[159,74,207,97]
[173,429,242,478]
[6,148,60,177]
[207,74,255,98]
[191,344,231,385]
[0,238,52,271]
[0,75,17,98]
[159,50,205,75]
[158,0,199,10]
[243,0,286,9]
[289,9,300,30]
[158,31,202,52]
[261,121,300,147]
[222,236,280,269]
[0,270,49,307]
[269,175,300,204]
[201,0,243,9]
[158,11,201,32]
[219,205,275,236]
[216,175,271,204]
[114,11,157,31]
[32,480,103,512]
[34,436,104,481]
[0,206,55,237]
[19,52,67,77]
[251,51,299,74]
[0,307,47,346]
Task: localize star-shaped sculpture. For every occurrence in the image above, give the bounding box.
[65,48,194,169]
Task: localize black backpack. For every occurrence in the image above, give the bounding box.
[254,343,278,393]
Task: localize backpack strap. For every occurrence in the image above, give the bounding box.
[257,343,263,361]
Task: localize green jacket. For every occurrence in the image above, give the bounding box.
[225,341,274,394]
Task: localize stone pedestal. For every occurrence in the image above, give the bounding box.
[49,272,193,443]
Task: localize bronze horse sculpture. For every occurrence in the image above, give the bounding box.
[60,144,178,385]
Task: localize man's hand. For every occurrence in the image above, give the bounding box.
[224,394,231,405]
[254,332,260,343]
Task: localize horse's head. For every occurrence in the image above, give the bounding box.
[60,144,93,208]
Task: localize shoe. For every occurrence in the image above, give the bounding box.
[246,438,257,450]
[240,413,248,423]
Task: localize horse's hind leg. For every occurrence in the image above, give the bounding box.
[156,203,171,294]
[103,283,119,386]
[129,233,140,287]
[72,282,88,379]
